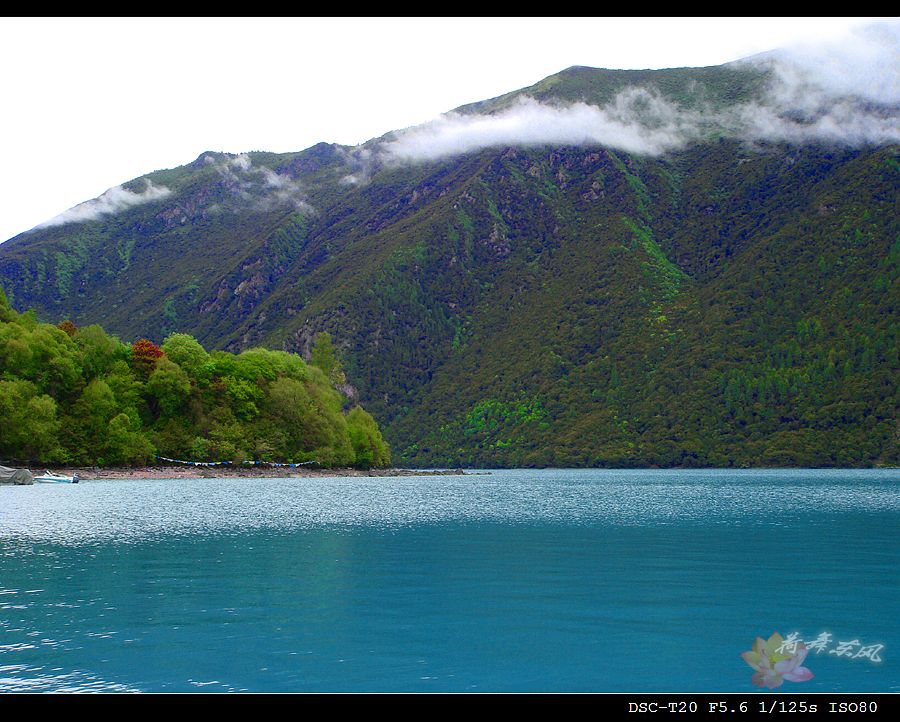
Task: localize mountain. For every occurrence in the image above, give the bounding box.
[1,55,898,468]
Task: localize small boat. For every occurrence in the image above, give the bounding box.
[33,470,79,484]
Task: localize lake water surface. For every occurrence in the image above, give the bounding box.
[1,468,897,692]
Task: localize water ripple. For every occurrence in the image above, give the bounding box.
[0,469,896,693]
[1,469,897,545]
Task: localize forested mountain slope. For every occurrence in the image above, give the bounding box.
[2,59,897,467]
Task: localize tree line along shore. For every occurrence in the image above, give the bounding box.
[1,286,391,470]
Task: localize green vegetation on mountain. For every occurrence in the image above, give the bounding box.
[0,287,389,468]
[1,63,896,468]
[456,63,771,116]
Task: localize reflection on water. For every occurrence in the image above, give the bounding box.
[1,469,897,692]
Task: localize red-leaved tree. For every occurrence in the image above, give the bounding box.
[57,319,78,337]
[130,338,165,379]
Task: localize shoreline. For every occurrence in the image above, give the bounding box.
[46,465,468,480]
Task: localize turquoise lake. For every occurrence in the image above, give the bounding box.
[0,468,897,692]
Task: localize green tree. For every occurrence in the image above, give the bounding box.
[76,324,128,381]
[0,286,390,469]
[0,286,15,323]
[146,358,192,418]
[0,379,62,462]
[310,331,346,387]
[223,375,262,420]
[347,405,391,468]
[162,333,211,383]
[65,378,119,464]
[105,412,155,465]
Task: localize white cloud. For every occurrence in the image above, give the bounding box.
[734,99,900,147]
[378,20,899,165]
[31,153,314,233]
[8,19,895,240]
[382,94,690,161]
[205,153,312,212]
[735,21,900,146]
[205,153,255,192]
[758,20,900,106]
[36,180,172,229]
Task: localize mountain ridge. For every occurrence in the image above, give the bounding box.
[1,57,897,467]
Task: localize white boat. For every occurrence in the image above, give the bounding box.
[33,470,79,483]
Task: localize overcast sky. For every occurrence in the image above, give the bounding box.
[0,16,890,243]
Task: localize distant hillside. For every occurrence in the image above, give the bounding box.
[1,58,897,468]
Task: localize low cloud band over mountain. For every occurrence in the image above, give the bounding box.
[381,21,899,164]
